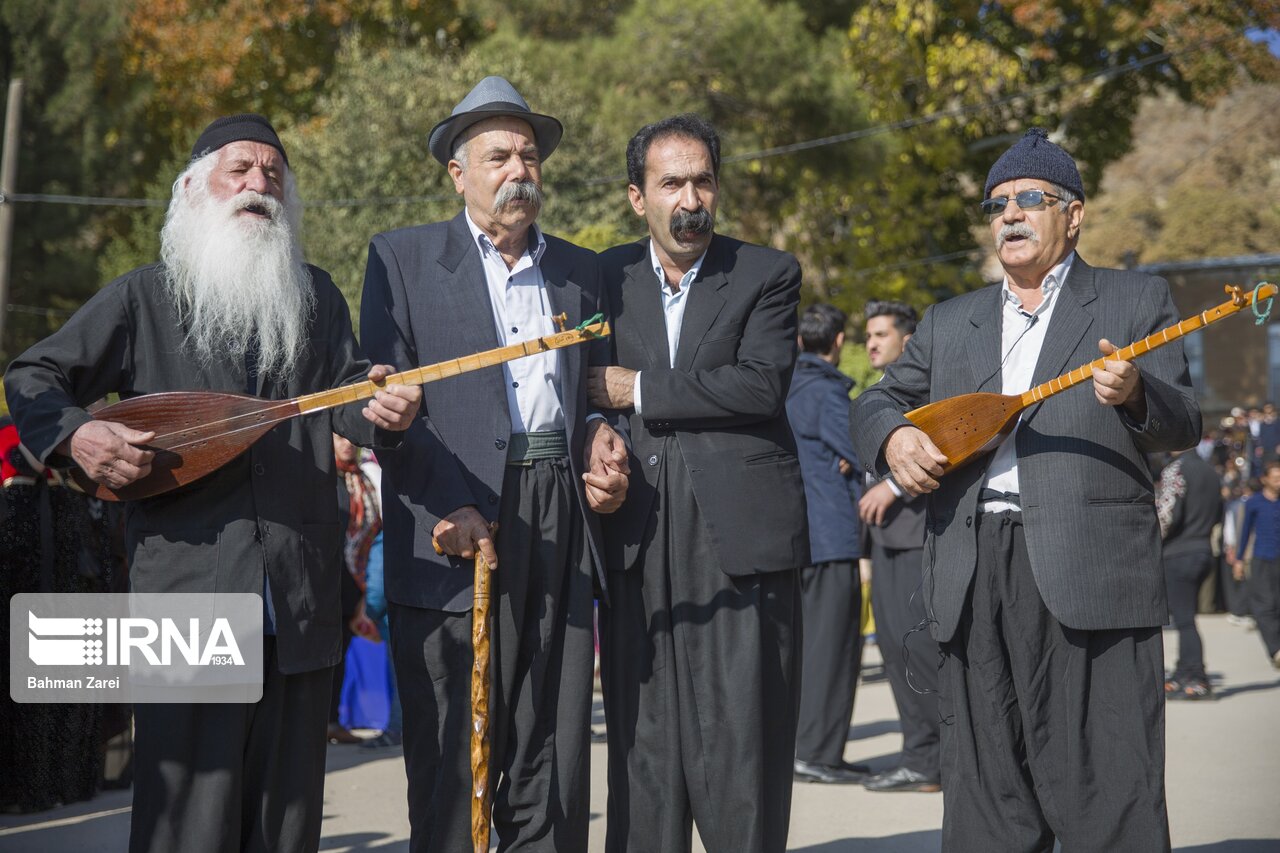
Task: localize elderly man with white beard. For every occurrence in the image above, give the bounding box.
[4,113,422,853]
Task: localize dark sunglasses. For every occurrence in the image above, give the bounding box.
[980,189,1064,216]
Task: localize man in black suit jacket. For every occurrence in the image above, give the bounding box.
[588,114,808,853]
[856,300,942,794]
[852,129,1199,852]
[359,77,628,852]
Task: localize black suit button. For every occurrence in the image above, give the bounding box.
[966,516,973,528]
[1150,418,1161,430]
[648,454,658,466]
[495,438,507,450]
[254,463,265,475]
[488,495,498,505]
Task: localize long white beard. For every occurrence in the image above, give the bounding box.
[159,157,315,384]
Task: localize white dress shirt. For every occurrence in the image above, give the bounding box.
[464,210,564,434]
[633,241,708,415]
[979,251,1076,511]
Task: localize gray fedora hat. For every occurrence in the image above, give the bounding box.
[427,76,563,166]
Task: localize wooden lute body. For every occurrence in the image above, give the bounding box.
[905,284,1275,474]
[71,318,610,501]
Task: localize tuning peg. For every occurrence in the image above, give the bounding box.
[553,313,568,332]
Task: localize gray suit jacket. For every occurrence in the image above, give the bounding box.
[3,263,384,673]
[360,212,608,612]
[599,235,810,577]
[852,257,1200,641]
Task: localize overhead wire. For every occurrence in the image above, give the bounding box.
[1,39,1213,210]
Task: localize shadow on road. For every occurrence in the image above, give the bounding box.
[790,829,942,851]
[1175,842,1280,852]
[847,719,901,741]
[1210,678,1280,700]
[323,742,404,774]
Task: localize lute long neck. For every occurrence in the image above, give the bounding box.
[1019,285,1273,407]
[293,321,609,415]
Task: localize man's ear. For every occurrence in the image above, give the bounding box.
[1067,198,1085,241]
[627,184,646,218]
[447,160,466,195]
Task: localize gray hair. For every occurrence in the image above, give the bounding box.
[1047,181,1078,208]
[452,137,470,168]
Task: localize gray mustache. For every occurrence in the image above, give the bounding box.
[670,208,713,240]
[494,180,544,212]
[997,222,1038,248]
[231,191,283,221]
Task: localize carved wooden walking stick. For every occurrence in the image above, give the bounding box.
[432,528,496,853]
[468,544,494,853]
[906,283,1276,474]
[69,315,607,501]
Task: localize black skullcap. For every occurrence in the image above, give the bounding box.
[190,113,288,166]
[984,128,1084,201]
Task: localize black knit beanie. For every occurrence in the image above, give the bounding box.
[983,128,1083,201]
[190,114,288,166]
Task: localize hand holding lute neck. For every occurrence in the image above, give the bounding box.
[1091,338,1146,419]
[359,363,423,431]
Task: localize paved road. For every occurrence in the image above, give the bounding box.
[3,614,1278,852]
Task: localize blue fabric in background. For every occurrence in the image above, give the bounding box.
[339,636,394,730]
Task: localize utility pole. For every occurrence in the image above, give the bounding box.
[0,78,24,356]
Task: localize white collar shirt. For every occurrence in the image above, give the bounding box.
[979,251,1076,511]
[464,209,563,434]
[632,240,709,414]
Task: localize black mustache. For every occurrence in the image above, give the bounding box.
[670,208,713,240]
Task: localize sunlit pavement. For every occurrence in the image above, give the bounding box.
[2,613,1278,852]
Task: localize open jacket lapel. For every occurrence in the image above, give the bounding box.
[621,240,667,371]
[966,286,1003,394]
[674,236,729,373]
[1024,257,1097,421]
[437,212,506,397]
[540,241,583,424]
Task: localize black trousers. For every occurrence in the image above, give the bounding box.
[795,560,862,766]
[601,441,801,853]
[389,459,594,853]
[130,638,331,853]
[1221,554,1250,617]
[1164,550,1213,675]
[939,512,1169,853]
[1249,556,1280,658]
[870,543,941,777]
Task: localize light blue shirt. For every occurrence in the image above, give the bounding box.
[633,240,709,415]
[464,209,564,434]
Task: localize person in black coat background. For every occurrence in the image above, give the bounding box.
[1157,449,1223,699]
[785,303,867,784]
